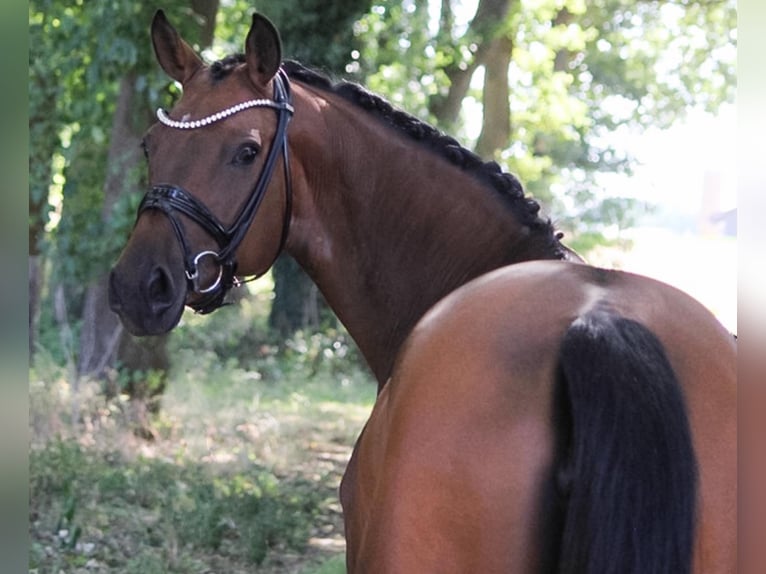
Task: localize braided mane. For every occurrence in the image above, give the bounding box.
[208,56,563,255]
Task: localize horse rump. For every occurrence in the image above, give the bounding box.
[540,310,698,574]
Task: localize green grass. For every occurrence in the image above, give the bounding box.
[29,324,376,573]
[300,555,346,574]
[30,440,324,572]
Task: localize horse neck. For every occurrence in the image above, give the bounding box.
[285,82,562,387]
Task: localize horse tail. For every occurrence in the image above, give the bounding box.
[544,310,698,574]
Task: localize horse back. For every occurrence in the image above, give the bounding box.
[343,260,736,573]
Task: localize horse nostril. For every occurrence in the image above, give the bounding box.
[146,265,175,309]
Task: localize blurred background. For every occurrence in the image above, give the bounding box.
[29,1,736,572]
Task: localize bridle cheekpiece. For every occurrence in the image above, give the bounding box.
[137,68,294,314]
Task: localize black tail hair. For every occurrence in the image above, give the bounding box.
[542,310,698,574]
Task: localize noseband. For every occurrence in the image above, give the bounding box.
[137,69,294,314]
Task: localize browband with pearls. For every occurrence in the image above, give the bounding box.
[156,99,295,130]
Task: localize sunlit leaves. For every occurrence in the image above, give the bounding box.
[351,0,735,252]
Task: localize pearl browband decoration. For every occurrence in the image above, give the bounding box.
[156,98,295,129]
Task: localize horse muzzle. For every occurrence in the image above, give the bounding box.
[108,261,186,336]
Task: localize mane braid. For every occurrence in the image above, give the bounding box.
[281,61,563,255]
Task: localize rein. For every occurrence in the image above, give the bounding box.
[137,68,294,314]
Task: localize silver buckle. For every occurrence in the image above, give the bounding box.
[186,250,224,294]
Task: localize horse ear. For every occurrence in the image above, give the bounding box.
[151,9,204,85]
[245,13,282,89]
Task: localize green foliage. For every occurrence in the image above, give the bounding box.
[508,0,734,241]
[210,0,373,73]
[167,277,368,380]
[113,364,166,398]
[49,145,145,288]
[53,493,82,551]
[264,0,374,72]
[351,0,736,251]
[123,553,167,574]
[300,555,347,574]
[29,337,376,572]
[283,329,363,375]
[355,1,445,119]
[168,282,272,363]
[30,440,327,570]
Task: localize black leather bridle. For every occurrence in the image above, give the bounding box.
[136,69,294,314]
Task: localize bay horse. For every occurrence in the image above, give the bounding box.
[108,11,736,573]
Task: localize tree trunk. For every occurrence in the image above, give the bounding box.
[77,72,143,378]
[191,0,219,46]
[269,255,322,338]
[429,0,512,129]
[475,34,512,158]
[29,255,42,357]
[553,7,575,73]
[29,204,48,360]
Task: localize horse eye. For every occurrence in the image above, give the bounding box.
[232,143,260,166]
[140,139,149,160]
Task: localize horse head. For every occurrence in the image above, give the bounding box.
[109,10,292,334]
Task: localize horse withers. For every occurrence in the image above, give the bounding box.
[109,11,737,573]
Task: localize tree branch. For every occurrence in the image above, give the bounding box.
[429,0,513,128]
